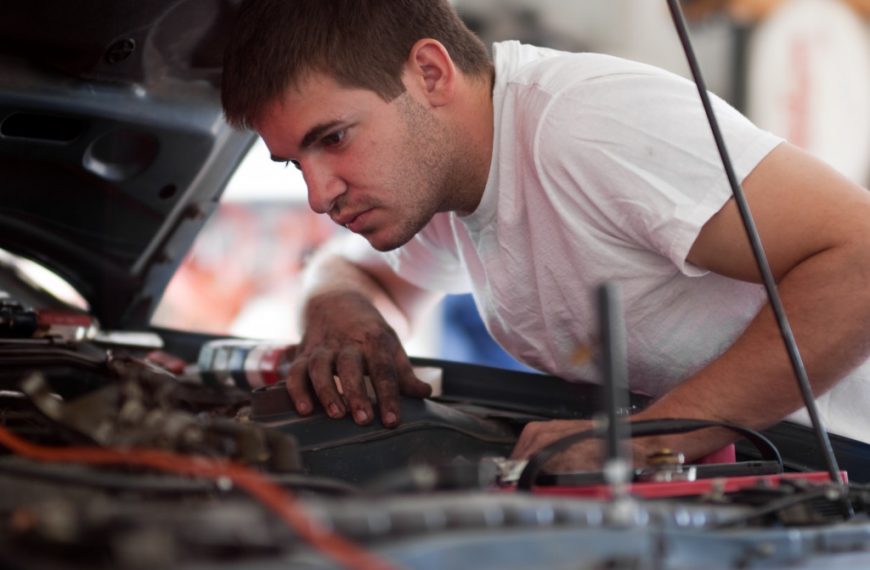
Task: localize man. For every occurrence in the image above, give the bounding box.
[221,0,870,471]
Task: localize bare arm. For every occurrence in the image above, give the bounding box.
[288,235,443,427]
[636,142,870,456]
[514,142,870,468]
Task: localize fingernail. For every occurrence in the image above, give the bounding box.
[384,411,397,426]
[296,402,311,415]
[354,409,369,423]
[328,403,341,417]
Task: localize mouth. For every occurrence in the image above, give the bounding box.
[334,209,373,233]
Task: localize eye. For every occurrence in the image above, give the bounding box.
[321,129,346,148]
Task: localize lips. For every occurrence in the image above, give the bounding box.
[334,209,373,233]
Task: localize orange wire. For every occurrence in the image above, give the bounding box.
[0,424,398,570]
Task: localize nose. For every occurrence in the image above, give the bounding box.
[302,159,346,215]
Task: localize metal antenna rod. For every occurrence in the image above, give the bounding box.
[665,0,844,487]
[599,282,629,464]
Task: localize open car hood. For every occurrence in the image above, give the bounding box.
[0,0,254,328]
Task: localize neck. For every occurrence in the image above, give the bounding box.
[453,71,495,215]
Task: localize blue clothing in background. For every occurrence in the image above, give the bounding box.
[439,294,537,372]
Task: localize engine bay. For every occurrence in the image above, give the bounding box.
[2,305,870,570]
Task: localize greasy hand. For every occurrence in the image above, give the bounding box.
[287,291,432,427]
[512,419,604,473]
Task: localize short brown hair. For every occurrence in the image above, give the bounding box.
[221,0,493,130]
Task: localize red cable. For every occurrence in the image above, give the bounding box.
[0,425,398,570]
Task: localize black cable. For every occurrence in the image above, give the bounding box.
[664,0,845,490]
[517,426,600,491]
[516,417,782,491]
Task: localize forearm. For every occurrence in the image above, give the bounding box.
[301,249,412,338]
[633,242,870,460]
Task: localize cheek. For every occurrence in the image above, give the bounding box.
[346,136,382,173]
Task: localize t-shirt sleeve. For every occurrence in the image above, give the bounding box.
[535,68,783,276]
[380,213,473,294]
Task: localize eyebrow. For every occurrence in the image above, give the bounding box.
[270,120,345,163]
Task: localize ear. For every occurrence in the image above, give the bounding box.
[404,39,456,107]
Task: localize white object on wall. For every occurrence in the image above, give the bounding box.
[747,0,870,185]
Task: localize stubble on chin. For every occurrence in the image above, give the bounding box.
[361,216,422,252]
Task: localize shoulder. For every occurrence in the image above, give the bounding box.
[493,43,703,154]
[493,41,679,99]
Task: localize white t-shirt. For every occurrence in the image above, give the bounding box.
[373,41,870,441]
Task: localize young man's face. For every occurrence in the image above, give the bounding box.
[255,72,460,252]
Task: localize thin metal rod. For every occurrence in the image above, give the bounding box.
[665,0,844,487]
[599,283,629,464]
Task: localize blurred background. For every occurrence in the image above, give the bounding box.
[150,0,870,370]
